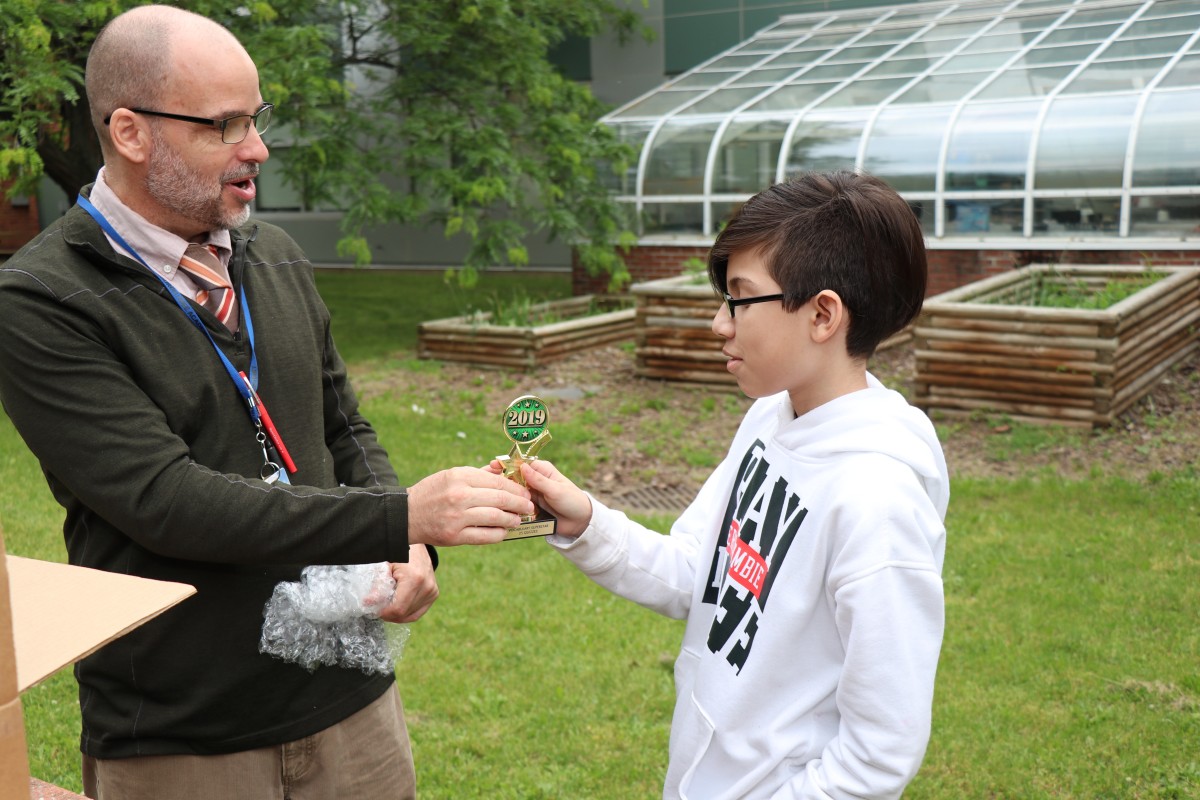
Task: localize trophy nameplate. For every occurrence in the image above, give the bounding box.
[497,395,557,540]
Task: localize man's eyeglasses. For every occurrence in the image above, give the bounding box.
[103,103,274,144]
[722,292,784,318]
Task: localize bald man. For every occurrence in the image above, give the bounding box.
[0,6,533,798]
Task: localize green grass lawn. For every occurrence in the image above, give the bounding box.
[2,271,1198,798]
[313,267,572,362]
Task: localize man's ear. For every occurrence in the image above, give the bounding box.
[810,289,848,344]
[106,108,153,165]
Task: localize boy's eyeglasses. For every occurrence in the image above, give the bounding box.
[103,103,274,144]
[723,292,784,318]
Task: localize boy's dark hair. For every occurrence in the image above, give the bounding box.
[708,170,927,359]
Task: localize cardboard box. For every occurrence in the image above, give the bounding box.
[0,530,194,799]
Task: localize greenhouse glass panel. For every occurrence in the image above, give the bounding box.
[745,81,842,112]
[892,38,960,59]
[1158,54,1200,89]
[944,198,1024,236]
[973,65,1074,99]
[770,22,837,38]
[934,51,1020,73]
[729,67,806,86]
[1061,58,1171,94]
[970,12,1064,38]
[1123,14,1200,38]
[883,6,951,25]
[714,120,788,194]
[865,56,938,77]
[813,77,912,108]
[1032,196,1121,237]
[1140,0,1200,20]
[959,32,1024,55]
[686,87,770,114]
[1035,94,1137,190]
[918,19,997,42]
[669,72,738,89]
[794,62,871,82]
[1058,5,1140,26]
[785,111,871,176]
[789,32,860,53]
[612,90,707,119]
[1037,23,1122,47]
[728,40,786,56]
[1132,89,1200,187]
[825,44,901,63]
[1102,35,1192,59]
[1023,42,1107,66]
[908,198,937,237]
[863,105,956,192]
[853,26,927,46]
[767,49,831,68]
[706,54,768,71]
[644,121,720,196]
[893,70,989,103]
[941,2,1013,20]
[641,202,704,235]
[1129,194,1200,237]
[945,100,1041,191]
[602,122,656,194]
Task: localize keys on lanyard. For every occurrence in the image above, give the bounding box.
[238,371,297,485]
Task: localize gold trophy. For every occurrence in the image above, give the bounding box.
[497,395,557,540]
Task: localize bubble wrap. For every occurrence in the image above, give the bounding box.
[259,562,410,675]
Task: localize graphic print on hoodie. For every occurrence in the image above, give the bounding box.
[703,439,807,673]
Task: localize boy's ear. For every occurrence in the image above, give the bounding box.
[809,290,848,344]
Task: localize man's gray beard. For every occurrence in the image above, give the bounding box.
[145,129,251,231]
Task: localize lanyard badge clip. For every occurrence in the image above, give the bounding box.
[238,371,296,484]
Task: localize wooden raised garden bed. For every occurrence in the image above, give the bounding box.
[417,295,635,369]
[632,275,731,387]
[631,274,912,388]
[914,264,1200,428]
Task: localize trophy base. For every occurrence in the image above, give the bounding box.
[503,509,557,540]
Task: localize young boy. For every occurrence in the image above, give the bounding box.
[520,171,949,799]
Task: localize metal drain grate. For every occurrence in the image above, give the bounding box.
[597,484,698,515]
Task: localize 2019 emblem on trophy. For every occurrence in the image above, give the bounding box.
[496,395,558,540]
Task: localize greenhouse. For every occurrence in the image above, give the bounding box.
[602,0,1200,245]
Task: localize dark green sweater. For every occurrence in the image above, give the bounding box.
[0,197,412,757]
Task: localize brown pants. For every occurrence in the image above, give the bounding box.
[82,685,415,800]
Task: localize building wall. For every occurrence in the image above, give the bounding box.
[573,244,1200,298]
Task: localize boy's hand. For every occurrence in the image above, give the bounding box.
[519,459,592,538]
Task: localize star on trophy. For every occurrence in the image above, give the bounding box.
[496,395,557,540]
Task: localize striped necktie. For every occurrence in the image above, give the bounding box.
[180,243,237,330]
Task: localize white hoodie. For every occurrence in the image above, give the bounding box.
[549,376,949,799]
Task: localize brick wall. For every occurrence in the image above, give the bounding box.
[0,188,40,255]
[573,244,709,295]
[575,244,1200,297]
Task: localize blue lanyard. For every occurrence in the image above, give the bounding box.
[77,194,260,414]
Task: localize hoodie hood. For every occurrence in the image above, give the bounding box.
[769,373,950,519]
